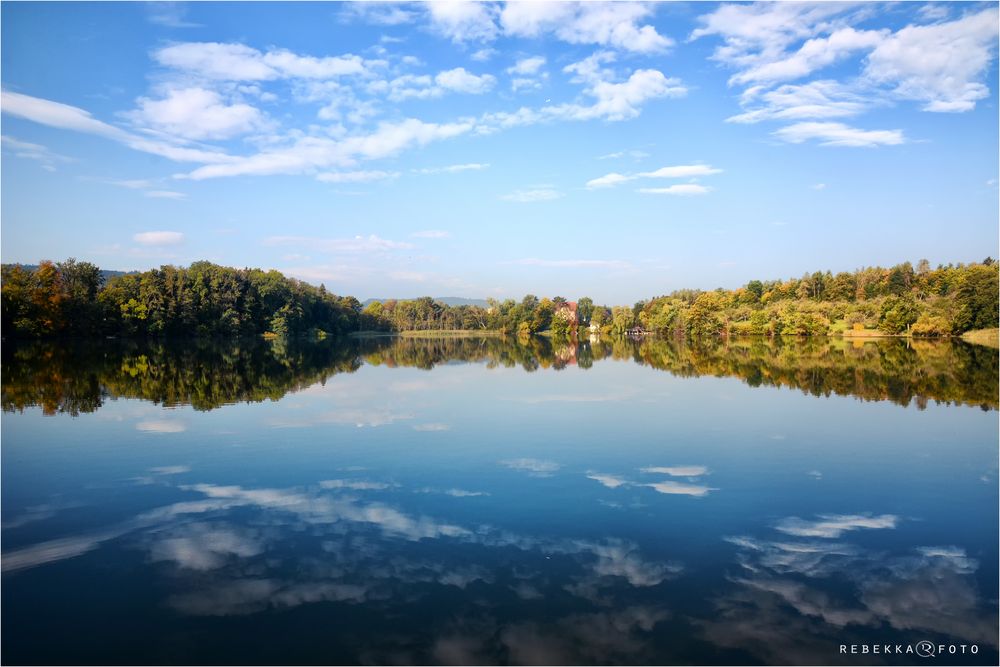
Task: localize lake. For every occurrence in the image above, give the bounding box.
[2,335,997,665]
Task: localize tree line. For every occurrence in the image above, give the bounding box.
[1,259,363,338]
[2,257,997,340]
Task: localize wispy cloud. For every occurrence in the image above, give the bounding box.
[0,135,73,171]
[638,184,711,196]
[511,258,632,270]
[315,170,398,183]
[133,231,185,246]
[413,163,489,174]
[587,164,722,190]
[500,188,563,203]
[1,90,232,164]
[410,230,451,239]
[146,2,202,28]
[144,190,187,200]
[772,122,905,147]
[264,234,411,254]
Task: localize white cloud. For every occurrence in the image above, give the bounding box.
[1,91,233,164]
[413,162,488,174]
[640,165,722,179]
[727,80,867,124]
[506,56,548,92]
[692,0,1000,156]
[133,231,185,246]
[772,121,904,147]
[471,47,497,61]
[410,230,451,238]
[598,149,650,160]
[811,183,827,190]
[917,4,951,22]
[110,179,155,189]
[500,2,673,53]
[131,87,265,141]
[864,8,999,112]
[548,54,686,121]
[152,42,369,81]
[342,2,417,26]
[507,56,546,76]
[586,172,632,189]
[774,513,899,539]
[436,67,496,94]
[380,68,495,101]
[427,1,499,43]
[731,27,885,86]
[181,118,474,180]
[500,188,563,203]
[690,3,856,68]
[638,184,711,196]
[315,170,398,183]
[144,190,187,199]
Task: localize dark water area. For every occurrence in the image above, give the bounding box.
[2,335,997,665]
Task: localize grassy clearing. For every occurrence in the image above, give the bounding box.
[840,328,894,338]
[960,328,999,348]
[399,329,502,338]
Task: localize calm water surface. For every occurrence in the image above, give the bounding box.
[2,336,998,665]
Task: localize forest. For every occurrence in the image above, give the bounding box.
[1,257,997,340]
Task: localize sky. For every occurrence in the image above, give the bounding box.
[1,1,998,304]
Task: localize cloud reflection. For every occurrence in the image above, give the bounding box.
[499,458,561,476]
[700,524,999,663]
[643,480,716,497]
[774,513,898,538]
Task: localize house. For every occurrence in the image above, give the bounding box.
[554,301,578,327]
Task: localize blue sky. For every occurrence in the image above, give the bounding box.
[1,1,997,303]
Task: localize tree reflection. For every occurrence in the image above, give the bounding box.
[2,334,996,415]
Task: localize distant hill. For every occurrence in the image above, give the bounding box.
[3,263,136,284]
[363,296,490,308]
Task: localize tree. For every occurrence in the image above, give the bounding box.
[577,297,594,326]
[610,306,634,336]
[878,296,919,334]
[952,264,999,332]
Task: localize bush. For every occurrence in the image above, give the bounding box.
[910,314,950,337]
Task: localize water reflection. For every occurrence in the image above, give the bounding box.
[3,334,997,414]
[4,466,995,664]
[3,334,997,664]
[704,525,997,664]
[2,472,685,664]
